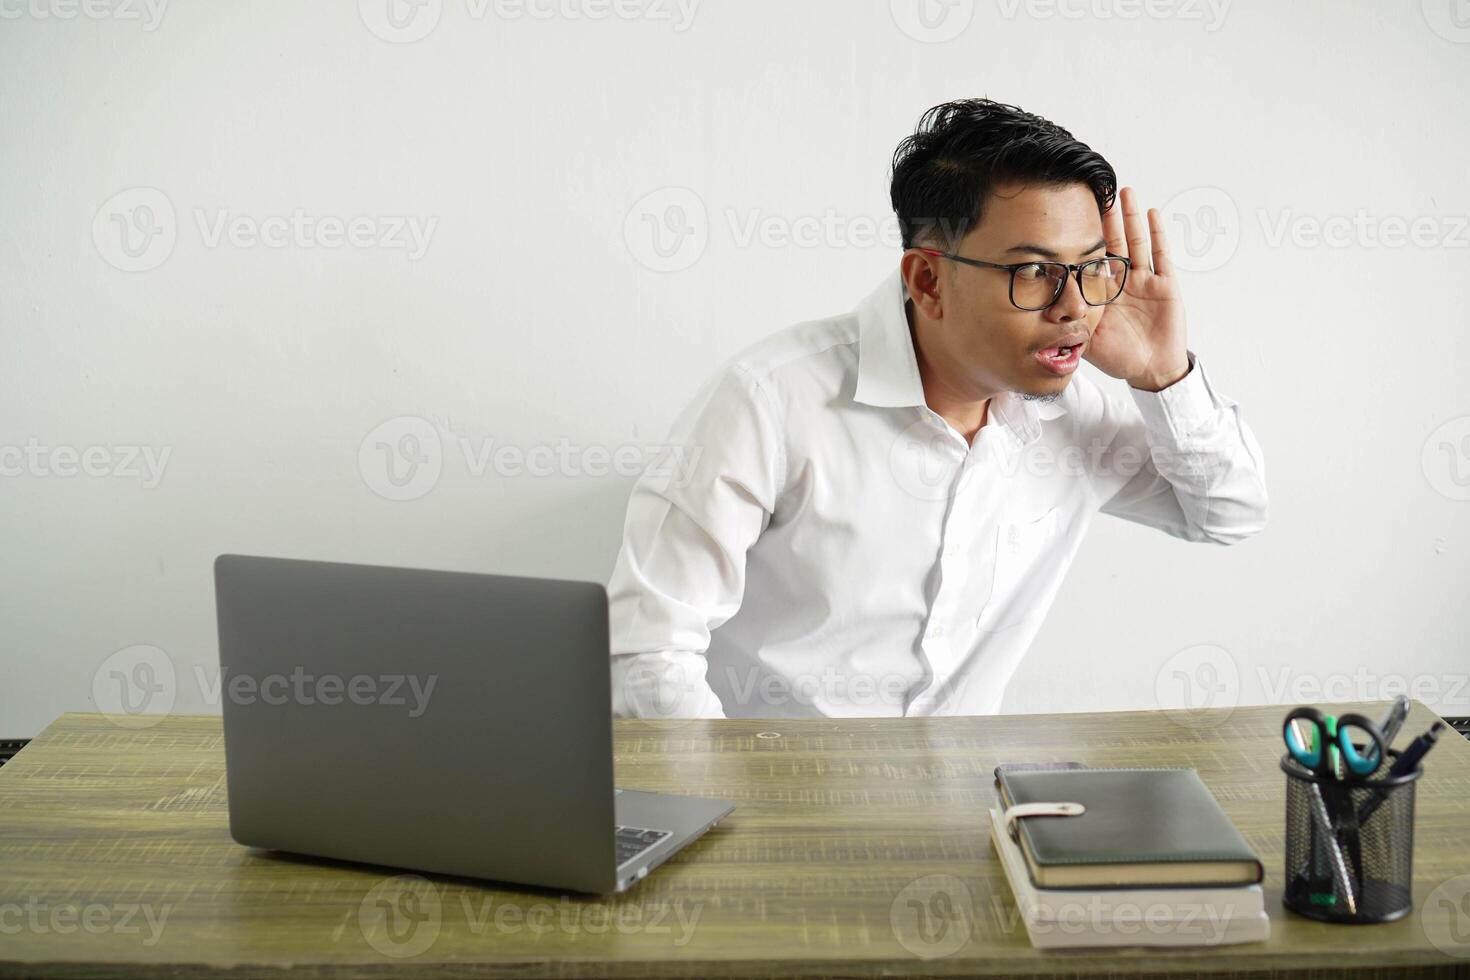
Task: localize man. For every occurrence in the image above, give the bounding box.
[608,98,1267,719]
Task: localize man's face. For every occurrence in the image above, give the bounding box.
[914,181,1109,400]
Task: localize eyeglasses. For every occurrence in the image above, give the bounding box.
[916,247,1130,311]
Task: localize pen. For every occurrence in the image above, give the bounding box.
[1307,781,1356,914]
[1356,721,1446,825]
[1386,722,1445,778]
[1375,695,1410,749]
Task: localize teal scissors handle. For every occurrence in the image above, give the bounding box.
[1283,706,1386,778]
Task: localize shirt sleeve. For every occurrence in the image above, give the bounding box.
[1088,351,1268,544]
[607,363,787,718]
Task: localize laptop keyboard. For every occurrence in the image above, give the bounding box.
[615,825,671,867]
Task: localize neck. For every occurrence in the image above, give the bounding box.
[906,300,997,444]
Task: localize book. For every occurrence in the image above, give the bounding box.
[995,767,1264,889]
[988,807,1270,949]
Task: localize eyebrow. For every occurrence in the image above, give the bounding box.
[1003,238,1108,260]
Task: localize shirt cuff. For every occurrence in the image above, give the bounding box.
[1128,351,1216,442]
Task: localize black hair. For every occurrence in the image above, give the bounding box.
[889,98,1117,251]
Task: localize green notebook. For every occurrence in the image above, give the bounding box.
[995,767,1264,889]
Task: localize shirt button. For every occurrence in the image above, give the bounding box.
[929,625,946,638]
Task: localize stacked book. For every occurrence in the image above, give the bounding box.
[989,765,1270,949]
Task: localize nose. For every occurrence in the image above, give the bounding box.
[1046,269,1090,322]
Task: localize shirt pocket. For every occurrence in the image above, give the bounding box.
[977,506,1059,632]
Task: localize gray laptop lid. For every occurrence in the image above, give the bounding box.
[214,553,618,893]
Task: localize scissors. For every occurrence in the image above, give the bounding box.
[1283,706,1387,779]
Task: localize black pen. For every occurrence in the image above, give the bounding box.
[1387,722,1445,778]
[1356,722,1445,825]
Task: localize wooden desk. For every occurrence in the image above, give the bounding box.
[2,703,1469,978]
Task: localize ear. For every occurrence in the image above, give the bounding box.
[900,250,945,321]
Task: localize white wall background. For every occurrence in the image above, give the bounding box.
[3,0,1468,737]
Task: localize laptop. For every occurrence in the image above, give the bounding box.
[213,553,734,893]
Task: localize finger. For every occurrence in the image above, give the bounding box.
[1146,207,1173,277]
[1103,188,1126,256]
[1121,186,1152,274]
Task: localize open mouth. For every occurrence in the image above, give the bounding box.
[1033,340,1084,375]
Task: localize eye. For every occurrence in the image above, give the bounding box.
[1014,263,1049,282]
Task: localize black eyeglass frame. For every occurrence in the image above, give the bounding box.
[916,247,1132,312]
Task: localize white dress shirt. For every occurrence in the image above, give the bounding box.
[607,269,1267,719]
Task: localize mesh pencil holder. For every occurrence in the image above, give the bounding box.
[1281,751,1420,924]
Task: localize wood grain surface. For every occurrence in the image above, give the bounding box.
[1,702,1468,978]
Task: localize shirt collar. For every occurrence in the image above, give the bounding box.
[851,268,1068,443]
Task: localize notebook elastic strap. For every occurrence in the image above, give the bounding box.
[1002,801,1085,840]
